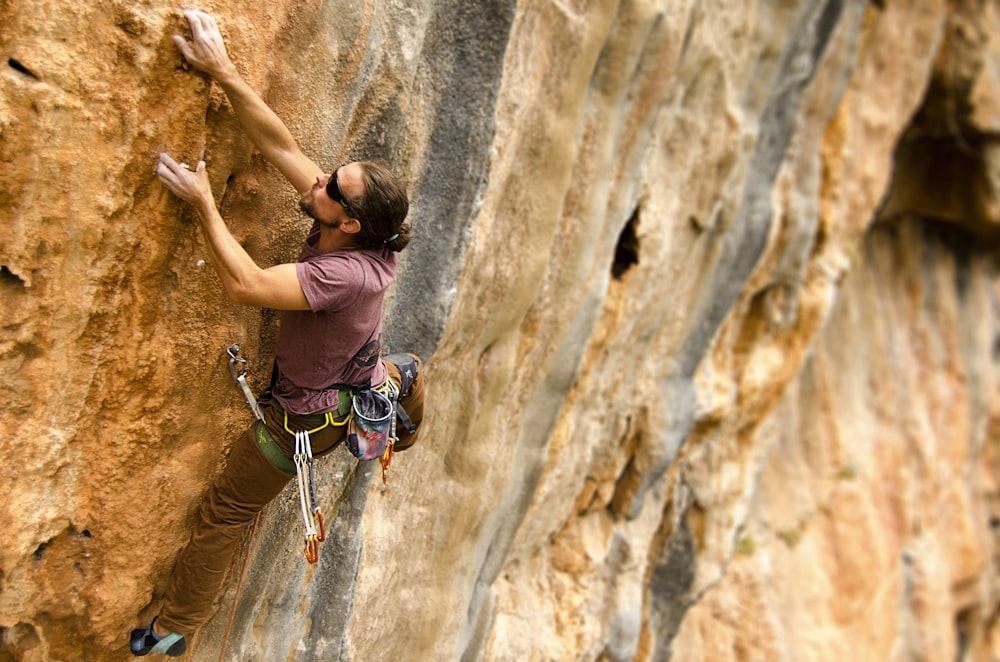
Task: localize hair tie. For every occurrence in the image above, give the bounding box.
[385,233,399,243]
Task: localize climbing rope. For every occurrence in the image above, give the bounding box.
[218,512,259,662]
[220,343,263,660]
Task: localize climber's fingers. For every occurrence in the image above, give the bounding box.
[186,9,219,46]
[174,9,232,78]
[156,153,211,206]
[171,33,195,63]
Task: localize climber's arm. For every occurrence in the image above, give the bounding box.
[173,9,323,195]
[156,153,311,310]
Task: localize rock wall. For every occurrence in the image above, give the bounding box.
[0,1,997,661]
[672,217,999,661]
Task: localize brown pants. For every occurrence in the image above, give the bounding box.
[157,357,424,635]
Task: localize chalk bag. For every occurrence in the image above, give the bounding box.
[346,386,394,461]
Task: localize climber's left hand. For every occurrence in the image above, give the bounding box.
[173,9,236,82]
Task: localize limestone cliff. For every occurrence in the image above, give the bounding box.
[1,1,997,661]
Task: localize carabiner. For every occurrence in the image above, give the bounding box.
[304,535,320,564]
[227,343,247,381]
[315,509,325,543]
[380,443,394,485]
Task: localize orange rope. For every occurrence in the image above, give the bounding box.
[218,512,260,662]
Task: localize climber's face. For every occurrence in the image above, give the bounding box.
[299,164,363,227]
[325,166,357,216]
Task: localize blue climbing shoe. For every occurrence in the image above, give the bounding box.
[129,617,186,657]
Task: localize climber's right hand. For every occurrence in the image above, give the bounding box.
[156,152,214,211]
[173,9,236,81]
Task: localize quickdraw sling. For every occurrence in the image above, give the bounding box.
[293,430,325,563]
[268,354,417,562]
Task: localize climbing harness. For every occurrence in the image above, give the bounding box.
[280,378,400,518]
[281,400,351,436]
[293,430,326,563]
[227,344,262,421]
[226,347,421,564]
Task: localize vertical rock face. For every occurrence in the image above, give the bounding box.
[672,218,998,661]
[0,2,996,662]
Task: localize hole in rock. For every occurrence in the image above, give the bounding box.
[1,265,26,288]
[8,58,38,79]
[611,207,640,280]
[219,173,235,215]
[0,622,42,655]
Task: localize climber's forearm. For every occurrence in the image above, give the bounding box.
[193,198,309,310]
[175,9,322,194]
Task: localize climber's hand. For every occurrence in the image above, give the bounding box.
[173,9,235,80]
[156,152,213,209]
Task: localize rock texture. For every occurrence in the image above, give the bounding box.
[1,1,997,661]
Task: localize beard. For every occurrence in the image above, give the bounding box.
[298,196,317,218]
[298,196,341,228]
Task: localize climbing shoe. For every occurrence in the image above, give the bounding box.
[129,617,186,657]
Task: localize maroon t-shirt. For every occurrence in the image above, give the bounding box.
[272,225,395,415]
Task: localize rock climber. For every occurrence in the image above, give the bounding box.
[129,9,425,657]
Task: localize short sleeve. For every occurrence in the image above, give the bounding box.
[295,255,361,312]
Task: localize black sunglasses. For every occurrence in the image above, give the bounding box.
[325,166,356,217]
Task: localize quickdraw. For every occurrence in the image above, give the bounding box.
[293,430,326,563]
[227,344,262,421]
[380,380,399,485]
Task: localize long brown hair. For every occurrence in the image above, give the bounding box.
[348,161,411,252]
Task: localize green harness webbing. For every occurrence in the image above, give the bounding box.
[255,423,295,475]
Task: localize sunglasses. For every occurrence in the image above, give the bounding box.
[325,166,356,217]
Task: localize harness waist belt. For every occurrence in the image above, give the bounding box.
[270,390,354,423]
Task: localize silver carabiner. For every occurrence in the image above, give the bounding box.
[227,343,247,381]
[227,343,262,420]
